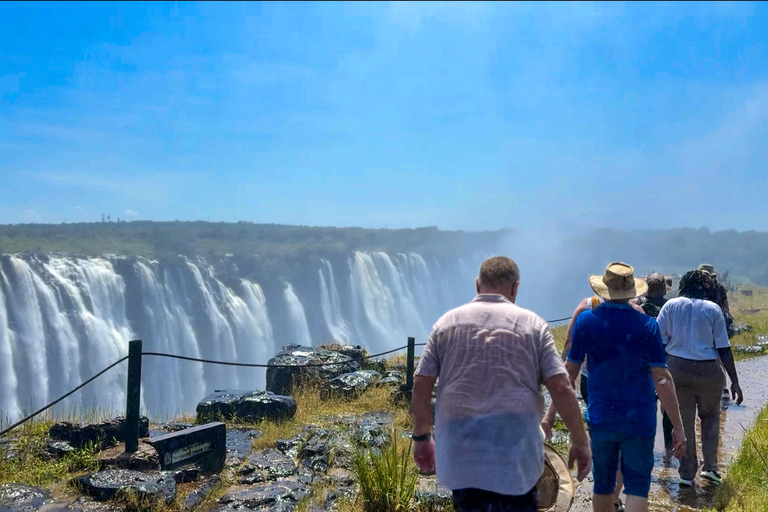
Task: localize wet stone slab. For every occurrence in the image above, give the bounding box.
[0,483,49,512]
[216,481,310,511]
[226,429,263,467]
[72,469,176,504]
[239,449,297,483]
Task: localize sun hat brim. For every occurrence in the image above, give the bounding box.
[536,444,574,512]
[589,275,649,301]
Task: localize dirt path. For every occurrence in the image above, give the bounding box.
[569,355,768,512]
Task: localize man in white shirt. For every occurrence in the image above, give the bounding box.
[657,269,744,487]
[411,256,591,512]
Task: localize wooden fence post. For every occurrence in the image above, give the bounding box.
[125,340,142,453]
[406,336,415,393]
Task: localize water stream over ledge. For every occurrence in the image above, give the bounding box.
[569,355,768,512]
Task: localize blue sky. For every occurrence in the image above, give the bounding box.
[1,1,767,233]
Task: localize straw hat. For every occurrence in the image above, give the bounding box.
[536,444,575,511]
[589,262,648,300]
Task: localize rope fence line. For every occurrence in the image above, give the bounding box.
[0,356,129,438]
[0,313,572,438]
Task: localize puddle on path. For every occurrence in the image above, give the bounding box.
[569,355,768,512]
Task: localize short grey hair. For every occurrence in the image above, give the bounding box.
[477,256,520,289]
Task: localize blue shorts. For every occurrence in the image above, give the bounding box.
[591,429,654,498]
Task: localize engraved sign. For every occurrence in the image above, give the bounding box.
[149,422,225,473]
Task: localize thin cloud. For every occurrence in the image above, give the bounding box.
[125,210,139,216]
[74,206,85,211]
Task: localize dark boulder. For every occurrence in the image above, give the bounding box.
[239,449,297,483]
[197,391,297,423]
[47,440,77,458]
[275,431,309,459]
[299,428,333,474]
[354,412,393,449]
[0,484,49,512]
[49,417,150,450]
[324,370,381,399]
[72,469,176,503]
[226,429,263,467]
[266,346,358,395]
[216,481,310,511]
[320,345,367,364]
[376,370,404,387]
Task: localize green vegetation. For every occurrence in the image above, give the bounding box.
[351,432,418,512]
[727,284,768,360]
[0,420,99,488]
[712,406,768,512]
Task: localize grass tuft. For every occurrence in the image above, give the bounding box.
[351,431,418,512]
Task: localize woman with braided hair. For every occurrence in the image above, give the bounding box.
[657,270,744,488]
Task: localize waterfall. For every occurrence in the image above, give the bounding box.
[282,283,312,346]
[0,251,481,423]
[319,259,351,345]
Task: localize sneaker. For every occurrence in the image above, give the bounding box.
[701,470,722,484]
[614,499,625,512]
[679,477,694,487]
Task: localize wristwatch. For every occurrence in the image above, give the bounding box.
[411,432,431,442]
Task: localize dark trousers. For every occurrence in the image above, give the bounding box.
[662,410,674,451]
[452,487,537,512]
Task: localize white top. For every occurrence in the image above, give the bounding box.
[415,294,566,495]
[657,297,730,361]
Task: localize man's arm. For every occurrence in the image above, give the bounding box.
[545,362,591,482]
[561,299,589,359]
[651,366,686,458]
[717,347,743,405]
[411,375,437,473]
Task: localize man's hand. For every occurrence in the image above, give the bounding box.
[671,429,686,459]
[731,381,744,405]
[568,440,592,482]
[413,438,436,474]
[541,419,553,441]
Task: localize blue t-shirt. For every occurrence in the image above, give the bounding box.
[567,302,666,438]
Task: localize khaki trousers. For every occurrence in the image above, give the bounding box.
[667,355,725,481]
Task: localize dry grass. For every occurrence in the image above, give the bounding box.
[727,284,768,360]
[250,382,410,451]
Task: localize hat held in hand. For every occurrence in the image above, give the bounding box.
[536,445,575,511]
[589,262,648,301]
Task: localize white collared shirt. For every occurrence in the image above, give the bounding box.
[657,297,730,361]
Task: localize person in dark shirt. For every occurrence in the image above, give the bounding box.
[698,264,733,337]
[566,262,685,512]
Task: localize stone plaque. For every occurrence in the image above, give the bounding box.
[148,422,225,474]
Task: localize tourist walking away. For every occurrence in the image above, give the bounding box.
[657,270,744,487]
[542,287,644,511]
[565,262,686,512]
[411,256,591,512]
[636,273,676,458]
[698,263,734,338]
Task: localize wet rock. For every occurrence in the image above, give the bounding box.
[96,442,160,471]
[197,391,297,424]
[354,412,393,448]
[0,483,49,512]
[217,481,310,511]
[734,345,764,355]
[266,346,359,395]
[72,469,176,503]
[173,466,201,484]
[376,370,404,387]
[299,429,332,474]
[324,370,381,398]
[0,439,19,461]
[47,440,77,458]
[183,476,221,511]
[149,422,193,437]
[322,345,367,364]
[276,432,308,459]
[226,429,263,467]
[239,449,297,482]
[414,477,453,511]
[323,486,356,511]
[757,335,768,347]
[49,417,150,451]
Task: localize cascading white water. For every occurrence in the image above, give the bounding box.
[319,259,351,345]
[0,251,481,423]
[282,283,313,347]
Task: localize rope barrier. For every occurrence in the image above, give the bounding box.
[1,313,573,437]
[142,342,428,368]
[0,356,129,438]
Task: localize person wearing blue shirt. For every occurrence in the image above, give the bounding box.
[566,263,686,512]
